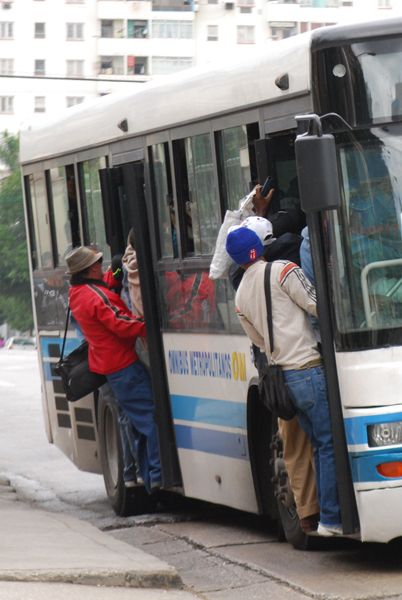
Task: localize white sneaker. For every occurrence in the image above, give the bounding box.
[124,480,136,488]
[317,523,343,537]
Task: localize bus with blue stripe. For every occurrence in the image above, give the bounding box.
[20,15,402,547]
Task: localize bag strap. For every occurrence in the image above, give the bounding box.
[60,306,71,361]
[264,262,274,354]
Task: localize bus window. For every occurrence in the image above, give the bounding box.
[157,269,242,332]
[173,134,219,257]
[25,172,52,269]
[149,143,176,259]
[216,123,259,211]
[330,136,402,335]
[79,157,111,261]
[47,165,81,266]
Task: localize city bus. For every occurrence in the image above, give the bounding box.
[20,15,402,548]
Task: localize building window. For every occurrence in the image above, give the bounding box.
[67,23,84,40]
[34,96,46,113]
[0,22,13,39]
[152,0,191,12]
[207,25,218,41]
[35,59,45,75]
[100,19,124,38]
[0,96,13,113]
[66,60,84,76]
[152,56,193,76]
[34,23,45,38]
[127,56,148,75]
[0,58,13,74]
[378,0,391,6]
[237,25,255,44]
[67,96,84,107]
[271,26,278,38]
[240,7,252,12]
[152,20,193,39]
[99,56,124,75]
[128,20,148,38]
[208,0,218,3]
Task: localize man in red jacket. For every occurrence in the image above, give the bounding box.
[66,246,162,493]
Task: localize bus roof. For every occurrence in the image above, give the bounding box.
[20,32,312,165]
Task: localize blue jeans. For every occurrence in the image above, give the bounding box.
[283,365,341,526]
[107,361,162,494]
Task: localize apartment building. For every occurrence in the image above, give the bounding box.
[0,0,401,136]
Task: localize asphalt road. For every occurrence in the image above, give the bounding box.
[2,349,402,600]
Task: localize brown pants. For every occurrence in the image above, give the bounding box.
[278,416,320,520]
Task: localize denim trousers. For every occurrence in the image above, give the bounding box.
[283,365,341,526]
[107,361,162,494]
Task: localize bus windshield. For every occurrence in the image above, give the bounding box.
[329,125,402,340]
[314,37,402,127]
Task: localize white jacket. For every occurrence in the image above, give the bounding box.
[235,259,320,370]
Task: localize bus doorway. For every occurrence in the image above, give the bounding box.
[98,162,182,514]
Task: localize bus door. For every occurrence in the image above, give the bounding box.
[99,162,182,491]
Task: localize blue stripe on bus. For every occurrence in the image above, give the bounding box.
[350,448,402,483]
[170,394,246,429]
[344,412,402,446]
[174,423,249,461]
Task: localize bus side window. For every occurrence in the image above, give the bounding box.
[79,157,111,261]
[215,123,259,212]
[47,165,81,266]
[25,172,53,269]
[173,133,219,257]
[149,143,176,259]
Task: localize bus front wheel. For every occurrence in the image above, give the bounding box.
[98,391,156,517]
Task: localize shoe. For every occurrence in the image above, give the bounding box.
[124,480,136,488]
[317,523,343,537]
[301,513,320,533]
[136,476,144,485]
[151,481,162,492]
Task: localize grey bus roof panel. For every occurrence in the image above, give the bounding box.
[20,33,312,166]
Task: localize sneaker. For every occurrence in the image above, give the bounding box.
[317,523,343,537]
[151,481,162,492]
[136,476,144,485]
[124,480,136,488]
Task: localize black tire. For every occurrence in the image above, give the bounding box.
[98,391,157,517]
[270,426,317,550]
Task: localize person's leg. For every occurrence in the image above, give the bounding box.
[308,366,341,527]
[283,367,340,528]
[278,417,320,520]
[107,362,162,493]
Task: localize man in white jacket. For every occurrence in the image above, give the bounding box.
[226,226,341,537]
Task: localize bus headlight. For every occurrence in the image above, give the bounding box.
[367,422,402,447]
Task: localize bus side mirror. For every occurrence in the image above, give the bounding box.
[295,133,341,213]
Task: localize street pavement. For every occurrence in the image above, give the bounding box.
[0,474,197,600]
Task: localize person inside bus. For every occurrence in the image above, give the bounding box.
[228,213,320,535]
[226,226,341,537]
[66,246,162,494]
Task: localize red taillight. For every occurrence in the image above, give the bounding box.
[377,462,402,478]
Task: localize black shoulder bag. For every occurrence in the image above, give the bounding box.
[54,308,107,402]
[258,263,297,421]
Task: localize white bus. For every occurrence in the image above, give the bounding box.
[20,15,402,548]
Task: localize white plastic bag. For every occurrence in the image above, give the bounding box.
[209,189,256,280]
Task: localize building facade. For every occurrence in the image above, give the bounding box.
[0,0,401,136]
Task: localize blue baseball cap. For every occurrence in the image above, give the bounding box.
[226,227,264,265]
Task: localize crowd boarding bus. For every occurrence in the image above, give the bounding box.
[20,16,402,549]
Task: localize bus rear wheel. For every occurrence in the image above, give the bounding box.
[98,391,157,517]
[271,429,317,550]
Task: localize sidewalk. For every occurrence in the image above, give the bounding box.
[0,475,196,600]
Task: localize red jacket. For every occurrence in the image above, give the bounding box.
[69,279,146,375]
